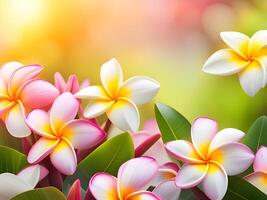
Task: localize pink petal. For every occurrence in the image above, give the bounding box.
[66,75,80,94]
[5,102,31,137]
[165,140,203,163]
[28,138,59,164]
[153,180,181,200]
[253,146,267,172]
[142,119,160,134]
[162,162,180,173]
[50,139,77,175]
[175,164,208,188]
[80,79,90,89]
[20,79,59,109]
[210,142,255,175]
[50,92,79,133]
[191,117,218,158]
[150,163,178,186]
[118,157,159,198]
[54,72,67,93]
[202,163,228,200]
[244,171,267,195]
[67,179,82,200]
[0,61,23,84]
[26,109,57,139]
[61,119,105,150]
[8,64,43,97]
[132,133,161,157]
[125,191,160,200]
[89,172,118,200]
[209,128,245,152]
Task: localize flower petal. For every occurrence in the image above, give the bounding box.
[50,92,79,133]
[100,58,123,97]
[220,32,249,58]
[202,49,249,75]
[165,140,203,163]
[0,61,23,84]
[153,180,181,200]
[253,146,267,172]
[118,76,160,105]
[202,163,228,200]
[28,138,59,163]
[61,119,105,150]
[0,78,8,97]
[107,98,139,132]
[20,79,59,109]
[117,157,159,199]
[245,171,267,195]
[210,142,254,175]
[89,172,118,200]
[83,100,114,118]
[66,75,80,94]
[0,173,32,200]
[191,118,218,158]
[54,72,66,93]
[143,119,160,134]
[238,60,265,96]
[5,102,31,138]
[150,163,178,186]
[50,139,77,175]
[249,30,267,56]
[8,65,43,97]
[26,109,57,139]
[209,128,245,152]
[67,179,82,200]
[175,164,208,188]
[125,191,160,200]
[75,86,109,100]
[0,99,14,117]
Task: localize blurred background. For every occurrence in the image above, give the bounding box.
[0,0,267,132]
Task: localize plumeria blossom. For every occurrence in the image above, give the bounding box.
[152,162,181,200]
[203,31,267,96]
[67,179,82,200]
[54,72,89,94]
[165,118,255,200]
[245,146,267,194]
[89,157,160,200]
[75,58,160,132]
[0,165,48,200]
[26,92,105,175]
[0,62,59,137]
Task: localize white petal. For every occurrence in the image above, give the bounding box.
[249,30,267,56]
[209,128,245,152]
[17,165,41,188]
[238,60,265,96]
[107,98,139,132]
[253,146,267,172]
[0,61,23,84]
[100,58,123,97]
[0,173,32,200]
[75,86,110,100]
[202,49,249,75]
[118,76,160,105]
[220,32,249,58]
[83,100,114,118]
[245,171,267,195]
[153,180,181,200]
[202,163,228,200]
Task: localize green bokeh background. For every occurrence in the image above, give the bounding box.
[0,0,267,132]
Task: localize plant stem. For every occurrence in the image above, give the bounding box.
[103,118,112,133]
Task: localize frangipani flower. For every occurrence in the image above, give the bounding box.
[75,58,160,132]
[89,157,160,200]
[54,72,89,94]
[67,179,82,200]
[245,146,267,194]
[165,118,255,200]
[153,162,181,200]
[203,31,267,96]
[27,92,105,175]
[0,164,48,200]
[0,62,59,137]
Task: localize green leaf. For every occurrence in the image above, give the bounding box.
[11,187,66,200]
[0,145,28,174]
[63,132,134,189]
[154,102,191,143]
[224,176,267,200]
[243,116,267,152]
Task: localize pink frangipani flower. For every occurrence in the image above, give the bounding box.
[0,164,48,200]
[165,117,255,200]
[89,157,160,200]
[0,62,59,137]
[245,146,267,194]
[27,92,105,175]
[67,179,82,200]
